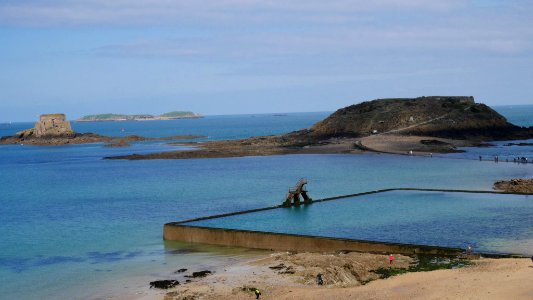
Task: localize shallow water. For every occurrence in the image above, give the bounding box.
[0,107,531,299]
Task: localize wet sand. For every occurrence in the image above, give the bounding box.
[105,134,477,160]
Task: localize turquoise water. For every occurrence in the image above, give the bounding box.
[0,107,531,299]
[189,191,533,255]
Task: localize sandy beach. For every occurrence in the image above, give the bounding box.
[135,251,533,300]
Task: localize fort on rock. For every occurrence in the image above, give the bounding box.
[34,114,74,137]
[16,114,74,138]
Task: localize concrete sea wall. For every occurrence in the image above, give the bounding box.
[164,224,464,256]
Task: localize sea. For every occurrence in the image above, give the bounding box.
[0,106,532,299]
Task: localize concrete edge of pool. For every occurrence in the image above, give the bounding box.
[164,188,532,258]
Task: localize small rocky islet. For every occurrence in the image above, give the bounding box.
[0,113,204,146]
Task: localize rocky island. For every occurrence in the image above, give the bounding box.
[0,114,205,146]
[105,96,533,160]
[76,111,202,122]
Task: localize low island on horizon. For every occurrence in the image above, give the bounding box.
[76,111,202,122]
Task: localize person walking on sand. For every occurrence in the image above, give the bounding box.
[389,254,394,266]
[255,289,261,299]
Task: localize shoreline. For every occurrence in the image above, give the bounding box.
[140,251,533,300]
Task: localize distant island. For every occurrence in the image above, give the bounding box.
[76,111,202,122]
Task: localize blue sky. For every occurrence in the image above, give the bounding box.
[0,0,532,121]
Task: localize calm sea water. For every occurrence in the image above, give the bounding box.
[0,107,531,299]
[190,191,533,255]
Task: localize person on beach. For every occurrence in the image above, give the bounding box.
[389,254,394,265]
[255,289,261,299]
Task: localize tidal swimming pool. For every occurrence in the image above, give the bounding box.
[187,191,533,256]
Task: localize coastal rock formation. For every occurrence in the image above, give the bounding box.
[310,96,521,139]
[0,113,111,145]
[106,96,533,160]
[494,179,533,193]
[16,114,74,139]
[35,114,73,137]
[149,280,179,289]
[185,270,212,278]
[0,114,206,146]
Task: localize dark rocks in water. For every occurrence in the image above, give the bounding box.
[149,280,179,289]
[185,270,212,278]
[174,268,188,273]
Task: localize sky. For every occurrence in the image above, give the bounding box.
[0,0,532,121]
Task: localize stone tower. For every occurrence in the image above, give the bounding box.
[34,114,74,137]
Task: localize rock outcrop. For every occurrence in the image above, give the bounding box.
[310,96,523,139]
[0,114,205,146]
[105,96,533,160]
[35,114,73,137]
[16,114,74,139]
[494,179,533,193]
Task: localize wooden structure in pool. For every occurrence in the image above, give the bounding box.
[164,186,532,257]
